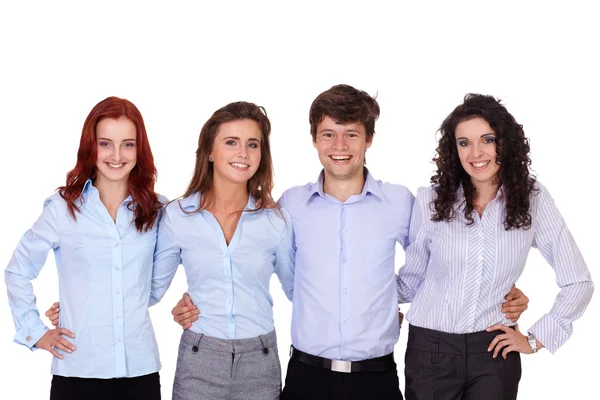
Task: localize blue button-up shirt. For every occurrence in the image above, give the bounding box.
[279,169,414,361]
[151,193,295,339]
[5,180,162,378]
[398,184,593,353]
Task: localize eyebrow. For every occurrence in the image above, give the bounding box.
[97,138,137,142]
[456,133,496,140]
[319,129,361,134]
[222,136,260,142]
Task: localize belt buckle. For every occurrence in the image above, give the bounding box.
[331,359,352,373]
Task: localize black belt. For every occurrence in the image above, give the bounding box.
[290,346,396,373]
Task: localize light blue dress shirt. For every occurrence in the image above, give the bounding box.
[397,184,593,353]
[5,180,162,378]
[151,192,295,340]
[279,169,415,361]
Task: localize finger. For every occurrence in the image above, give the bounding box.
[58,328,75,339]
[45,307,59,318]
[52,338,73,353]
[502,304,528,313]
[49,347,64,359]
[487,333,508,351]
[502,345,518,359]
[177,315,198,327]
[57,336,76,351]
[182,321,193,330]
[493,340,511,358]
[184,292,193,306]
[486,324,510,333]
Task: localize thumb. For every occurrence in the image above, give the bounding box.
[184,292,193,306]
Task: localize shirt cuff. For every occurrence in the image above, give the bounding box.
[14,323,49,351]
[528,313,571,354]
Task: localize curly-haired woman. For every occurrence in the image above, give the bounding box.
[397,94,593,400]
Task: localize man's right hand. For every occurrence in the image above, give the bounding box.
[35,328,76,359]
[172,292,199,330]
[45,302,60,327]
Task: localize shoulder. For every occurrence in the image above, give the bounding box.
[278,183,315,209]
[156,193,169,206]
[377,180,414,204]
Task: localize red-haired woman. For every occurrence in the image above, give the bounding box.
[5,97,164,400]
[150,101,295,400]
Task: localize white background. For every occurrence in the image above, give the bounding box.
[1,1,598,399]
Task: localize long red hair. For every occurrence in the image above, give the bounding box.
[58,96,161,232]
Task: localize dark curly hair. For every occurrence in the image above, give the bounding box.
[430,93,537,230]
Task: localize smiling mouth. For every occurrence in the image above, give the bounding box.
[329,155,352,162]
[469,161,490,169]
[107,163,125,170]
[230,162,250,170]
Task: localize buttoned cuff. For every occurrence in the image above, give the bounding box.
[528,313,571,354]
[14,322,48,351]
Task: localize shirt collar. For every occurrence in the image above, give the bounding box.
[304,168,384,206]
[179,192,257,212]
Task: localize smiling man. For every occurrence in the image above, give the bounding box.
[277,84,411,399]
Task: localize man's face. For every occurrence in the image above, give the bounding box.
[313,116,372,182]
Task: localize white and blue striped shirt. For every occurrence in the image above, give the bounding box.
[397,183,593,354]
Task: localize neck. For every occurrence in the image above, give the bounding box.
[206,178,249,212]
[322,169,366,203]
[94,177,129,206]
[472,180,499,205]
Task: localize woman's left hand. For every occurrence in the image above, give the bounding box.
[486,323,532,359]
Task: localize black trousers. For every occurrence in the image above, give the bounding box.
[50,372,161,400]
[404,325,521,400]
[281,357,403,400]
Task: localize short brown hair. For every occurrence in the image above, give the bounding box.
[309,84,380,142]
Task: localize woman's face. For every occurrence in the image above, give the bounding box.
[95,117,137,186]
[455,117,500,188]
[209,119,262,186]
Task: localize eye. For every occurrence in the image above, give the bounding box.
[98,141,111,147]
[248,142,259,149]
[225,140,237,146]
[347,133,358,138]
[322,132,334,138]
[456,139,469,147]
[123,142,136,148]
[482,136,496,144]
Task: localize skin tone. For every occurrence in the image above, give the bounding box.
[313,116,372,202]
[206,119,262,244]
[163,116,529,329]
[454,117,542,357]
[47,117,531,331]
[38,117,138,358]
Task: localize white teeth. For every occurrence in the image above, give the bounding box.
[109,163,124,168]
[230,162,249,168]
[331,155,351,161]
[471,161,489,168]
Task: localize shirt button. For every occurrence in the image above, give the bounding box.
[116,290,121,295]
[114,266,120,271]
[115,242,119,247]
[342,229,347,234]
[116,314,121,319]
[117,338,122,343]
[26,336,32,342]
[344,319,348,324]
[343,288,348,293]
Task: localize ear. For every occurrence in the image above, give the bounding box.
[312,138,318,149]
[365,136,373,150]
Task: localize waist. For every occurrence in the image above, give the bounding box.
[290,346,396,373]
[181,329,277,353]
[407,324,516,355]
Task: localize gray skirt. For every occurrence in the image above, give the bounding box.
[172,330,281,400]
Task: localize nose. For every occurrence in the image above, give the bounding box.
[237,145,249,159]
[332,135,348,150]
[112,145,122,161]
[472,142,484,158]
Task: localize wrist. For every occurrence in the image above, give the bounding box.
[526,333,539,353]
